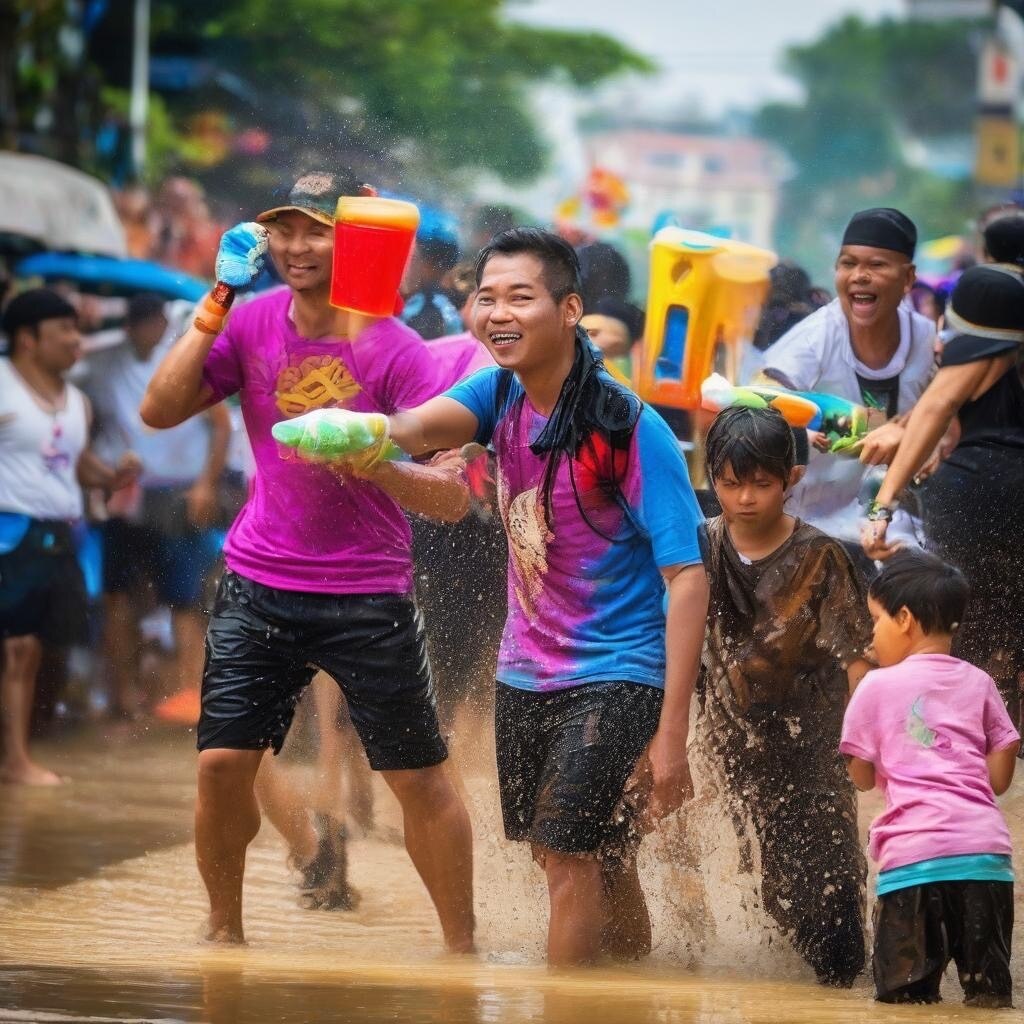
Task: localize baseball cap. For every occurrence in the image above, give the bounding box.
[256,171,371,226]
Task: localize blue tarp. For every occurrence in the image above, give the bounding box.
[15,252,207,301]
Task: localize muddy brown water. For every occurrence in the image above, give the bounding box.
[1,723,1021,1023]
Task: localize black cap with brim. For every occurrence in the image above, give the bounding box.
[941,264,1024,366]
[2,288,77,337]
[841,208,917,258]
[256,171,361,226]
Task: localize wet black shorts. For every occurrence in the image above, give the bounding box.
[873,880,1014,1006]
[0,520,88,646]
[197,571,447,771]
[495,679,663,856]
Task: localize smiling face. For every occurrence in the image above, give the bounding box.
[471,252,581,376]
[834,245,915,331]
[266,210,334,293]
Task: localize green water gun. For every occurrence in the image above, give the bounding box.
[272,409,401,467]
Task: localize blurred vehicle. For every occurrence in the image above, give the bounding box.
[15,252,206,302]
[0,153,127,260]
[632,227,777,448]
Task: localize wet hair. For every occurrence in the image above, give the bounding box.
[126,292,166,324]
[868,551,969,635]
[705,406,795,484]
[476,227,581,302]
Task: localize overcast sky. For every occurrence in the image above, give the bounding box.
[512,0,905,114]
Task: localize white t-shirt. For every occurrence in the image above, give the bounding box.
[0,358,88,520]
[761,298,936,544]
[78,301,212,488]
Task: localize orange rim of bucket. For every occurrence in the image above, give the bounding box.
[335,196,420,230]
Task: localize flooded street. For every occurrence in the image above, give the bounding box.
[1,723,1021,1023]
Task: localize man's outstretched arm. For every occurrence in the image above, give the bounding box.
[338,450,471,523]
[388,397,482,456]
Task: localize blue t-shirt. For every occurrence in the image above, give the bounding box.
[443,366,704,692]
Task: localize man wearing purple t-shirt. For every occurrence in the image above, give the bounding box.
[141,172,474,949]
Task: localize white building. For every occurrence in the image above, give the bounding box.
[583,131,786,250]
[905,0,992,19]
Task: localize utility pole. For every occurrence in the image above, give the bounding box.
[129,0,150,179]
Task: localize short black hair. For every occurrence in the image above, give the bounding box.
[476,227,581,302]
[126,292,166,324]
[1,288,77,356]
[868,551,969,635]
[982,209,1024,267]
[705,406,795,484]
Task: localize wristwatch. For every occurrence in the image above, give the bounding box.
[865,500,897,522]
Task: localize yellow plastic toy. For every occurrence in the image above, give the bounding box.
[634,227,777,432]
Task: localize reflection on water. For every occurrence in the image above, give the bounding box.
[0,725,1021,1023]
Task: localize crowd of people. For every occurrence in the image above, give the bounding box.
[0,169,1022,1008]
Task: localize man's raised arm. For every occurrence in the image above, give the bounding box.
[140,317,222,429]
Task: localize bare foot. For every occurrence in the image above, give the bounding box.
[444,936,477,955]
[0,761,64,786]
[202,918,246,944]
[297,814,360,911]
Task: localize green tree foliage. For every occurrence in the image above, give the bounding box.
[5,0,650,188]
[160,0,652,183]
[755,15,982,276]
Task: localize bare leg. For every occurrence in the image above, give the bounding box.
[310,674,344,815]
[338,708,375,832]
[0,634,60,786]
[195,747,264,943]
[541,848,606,966]
[381,763,475,952]
[103,592,141,717]
[601,854,652,960]
[254,756,318,866]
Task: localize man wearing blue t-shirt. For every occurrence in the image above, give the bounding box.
[275,228,709,966]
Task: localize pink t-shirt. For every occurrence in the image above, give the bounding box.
[202,288,445,594]
[840,654,1019,871]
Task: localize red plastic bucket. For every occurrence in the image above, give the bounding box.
[330,197,420,316]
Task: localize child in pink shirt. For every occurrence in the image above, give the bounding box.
[841,551,1019,1007]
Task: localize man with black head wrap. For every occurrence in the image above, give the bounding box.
[760,208,937,570]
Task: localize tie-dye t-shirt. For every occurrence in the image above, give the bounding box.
[840,654,1019,871]
[443,366,704,692]
[202,288,445,594]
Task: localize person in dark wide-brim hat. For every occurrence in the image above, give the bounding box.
[863,263,1024,720]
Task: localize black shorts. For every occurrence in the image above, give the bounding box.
[0,519,88,646]
[495,679,663,856]
[197,570,447,771]
[873,880,1014,1006]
